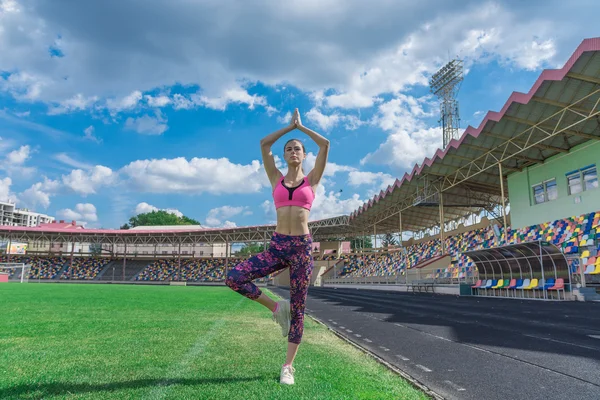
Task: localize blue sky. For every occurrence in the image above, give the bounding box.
[0,0,598,229]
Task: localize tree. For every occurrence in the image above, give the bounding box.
[89,243,103,256]
[236,242,268,256]
[126,210,201,228]
[382,233,398,248]
[350,235,373,250]
[120,223,130,230]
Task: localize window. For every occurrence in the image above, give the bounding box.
[567,165,597,195]
[532,178,557,204]
[583,166,598,191]
[567,172,582,195]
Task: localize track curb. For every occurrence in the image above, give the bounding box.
[266,286,444,400]
[307,312,445,400]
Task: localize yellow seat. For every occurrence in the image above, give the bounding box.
[526,278,538,289]
[492,279,504,289]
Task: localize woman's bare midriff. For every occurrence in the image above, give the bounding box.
[275,206,311,236]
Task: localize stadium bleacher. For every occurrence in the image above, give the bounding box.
[1,210,597,297]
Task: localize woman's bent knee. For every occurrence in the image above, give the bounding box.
[225,268,241,290]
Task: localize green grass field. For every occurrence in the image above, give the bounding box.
[0,283,427,400]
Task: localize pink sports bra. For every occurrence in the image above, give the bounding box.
[273,175,315,210]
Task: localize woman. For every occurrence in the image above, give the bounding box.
[225,108,329,385]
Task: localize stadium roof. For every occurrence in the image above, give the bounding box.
[349,37,600,234]
[0,215,354,244]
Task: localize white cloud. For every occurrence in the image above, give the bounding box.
[57,203,98,224]
[124,113,168,135]
[172,94,194,110]
[19,178,60,209]
[205,205,248,227]
[0,177,14,202]
[120,156,269,195]
[83,125,101,143]
[3,145,36,177]
[1,0,19,13]
[145,95,171,108]
[47,94,99,115]
[195,88,268,111]
[134,202,184,218]
[21,165,116,209]
[305,108,365,131]
[309,184,364,221]
[54,153,93,170]
[348,171,396,189]
[106,91,143,114]
[6,144,30,165]
[61,166,115,195]
[277,111,292,124]
[361,95,443,170]
[1,0,586,117]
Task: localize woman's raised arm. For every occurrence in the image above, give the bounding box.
[260,117,295,186]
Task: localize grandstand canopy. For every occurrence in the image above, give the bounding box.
[0,215,355,245]
[463,241,570,281]
[349,37,600,235]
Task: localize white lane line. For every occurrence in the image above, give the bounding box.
[395,354,410,361]
[444,380,466,391]
[415,364,432,372]
[340,326,346,329]
[332,321,338,325]
[354,334,362,338]
[364,338,372,343]
[394,323,452,342]
[588,335,600,340]
[346,329,353,333]
[523,334,600,351]
[144,298,243,400]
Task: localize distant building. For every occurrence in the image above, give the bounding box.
[0,200,55,227]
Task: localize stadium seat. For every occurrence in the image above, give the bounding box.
[484,279,497,296]
[491,279,504,296]
[471,279,483,295]
[534,279,545,299]
[505,278,517,297]
[543,278,555,291]
[525,279,538,298]
[499,279,510,296]
[517,278,530,298]
[547,278,565,300]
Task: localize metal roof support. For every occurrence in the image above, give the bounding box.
[398,211,403,248]
[225,235,229,276]
[6,234,11,263]
[178,240,182,281]
[499,162,508,237]
[122,242,127,281]
[373,224,377,251]
[439,191,445,254]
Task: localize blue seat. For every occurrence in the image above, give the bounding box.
[543,278,555,290]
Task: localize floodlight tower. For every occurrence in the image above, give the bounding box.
[429,59,464,149]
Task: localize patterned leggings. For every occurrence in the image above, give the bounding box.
[225,231,314,344]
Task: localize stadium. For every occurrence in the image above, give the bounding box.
[2,37,600,400]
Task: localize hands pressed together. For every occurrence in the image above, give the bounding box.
[290,108,302,129]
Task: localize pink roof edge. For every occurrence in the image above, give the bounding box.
[350,36,600,219]
[0,222,276,235]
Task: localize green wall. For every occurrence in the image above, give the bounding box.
[507,140,600,229]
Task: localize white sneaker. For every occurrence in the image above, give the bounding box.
[272,300,291,337]
[280,364,295,385]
